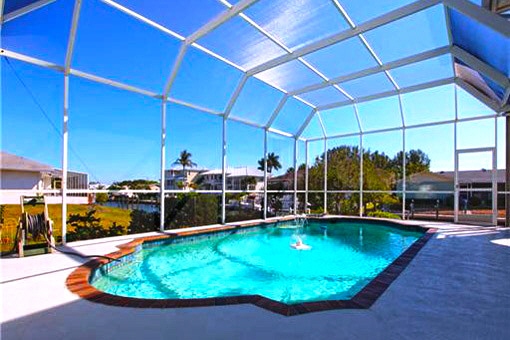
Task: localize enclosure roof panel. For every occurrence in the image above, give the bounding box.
[1,0,507,139]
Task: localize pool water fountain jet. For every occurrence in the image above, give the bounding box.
[290,216,311,250]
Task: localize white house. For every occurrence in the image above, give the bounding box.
[200,167,265,191]
[165,166,265,191]
[0,151,89,204]
[164,167,207,190]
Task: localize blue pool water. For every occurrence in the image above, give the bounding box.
[92,221,423,304]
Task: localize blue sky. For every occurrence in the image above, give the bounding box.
[1,0,505,184]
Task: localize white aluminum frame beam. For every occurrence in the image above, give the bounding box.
[61,0,82,245]
[290,46,451,96]
[96,0,471,137]
[316,111,327,137]
[263,128,268,219]
[217,0,349,121]
[0,47,64,72]
[359,132,363,217]
[0,49,300,136]
[305,141,309,214]
[186,0,260,44]
[221,117,227,224]
[293,138,298,214]
[162,43,188,97]
[323,138,328,213]
[101,0,185,40]
[223,74,249,118]
[318,77,455,111]
[247,0,441,76]
[160,100,167,231]
[2,0,55,24]
[454,77,502,112]
[296,108,318,138]
[306,112,499,142]
[330,0,400,92]
[454,147,498,225]
[265,95,289,128]
[101,1,243,71]
[166,97,221,116]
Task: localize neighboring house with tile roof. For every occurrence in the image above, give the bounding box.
[0,151,88,204]
[200,167,265,191]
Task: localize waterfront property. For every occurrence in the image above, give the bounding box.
[165,166,265,191]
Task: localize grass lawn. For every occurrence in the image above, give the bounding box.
[0,204,131,253]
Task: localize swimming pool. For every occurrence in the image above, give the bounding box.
[90,219,426,305]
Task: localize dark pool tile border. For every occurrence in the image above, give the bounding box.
[66,218,436,316]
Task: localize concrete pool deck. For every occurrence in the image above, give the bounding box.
[1,219,509,339]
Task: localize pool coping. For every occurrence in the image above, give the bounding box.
[66,217,436,316]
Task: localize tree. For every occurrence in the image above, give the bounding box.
[304,145,431,215]
[109,179,158,190]
[95,192,109,203]
[173,150,197,171]
[257,158,264,172]
[257,152,282,173]
[241,176,257,190]
[406,149,430,175]
[391,149,431,177]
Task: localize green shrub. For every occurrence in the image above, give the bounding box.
[67,209,125,241]
[310,206,324,214]
[367,211,401,220]
[128,210,159,234]
[95,193,109,203]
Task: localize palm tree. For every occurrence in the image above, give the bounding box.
[173,150,197,171]
[257,158,265,172]
[267,152,282,173]
[257,152,282,174]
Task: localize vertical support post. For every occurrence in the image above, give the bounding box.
[160,99,167,231]
[454,85,459,223]
[359,133,364,217]
[62,74,69,244]
[323,138,327,214]
[492,118,498,225]
[398,94,406,219]
[293,137,298,215]
[506,114,510,227]
[263,128,268,219]
[221,116,227,224]
[61,0,82,245]
[305,140,309,215]
[402,128,406,219]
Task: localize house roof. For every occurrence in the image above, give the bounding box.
[165,167,208,172]
[437,170,506,184]
[0,151,54,172]
[406,172,453,184]
[1,151,88,176]
[201,166,264,178]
